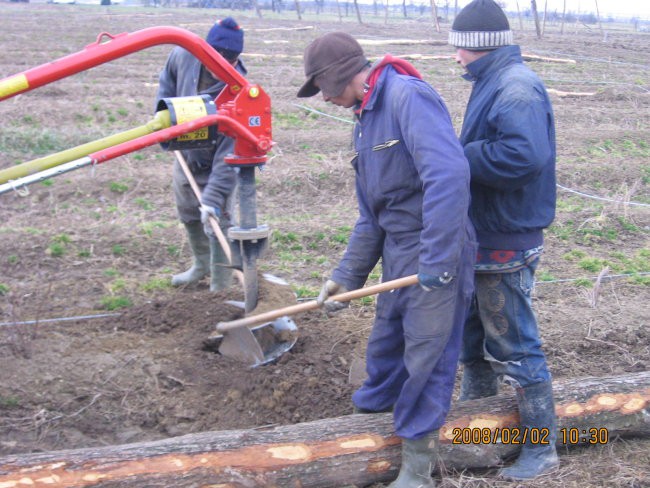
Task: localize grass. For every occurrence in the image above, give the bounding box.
[100,295,132,310]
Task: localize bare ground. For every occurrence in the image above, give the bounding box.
[1,4,649,487]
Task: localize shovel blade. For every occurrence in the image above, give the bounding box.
[218,326,265,366]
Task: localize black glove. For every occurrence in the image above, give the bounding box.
[418,272,454,291]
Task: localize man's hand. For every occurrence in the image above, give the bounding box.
[200,205,221,237]
[317,279,350,315]
[418,272,454,291]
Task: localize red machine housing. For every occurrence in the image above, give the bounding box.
[0,26,272,166]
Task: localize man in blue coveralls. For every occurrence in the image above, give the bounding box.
[298,32,477,487]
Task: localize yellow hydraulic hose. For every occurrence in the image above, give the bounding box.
[0,110,172,184]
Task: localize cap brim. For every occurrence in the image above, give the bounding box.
[297,75,320,98]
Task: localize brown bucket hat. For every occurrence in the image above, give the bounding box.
[297,32,369,98]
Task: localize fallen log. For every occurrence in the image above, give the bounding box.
[0,371,648,487]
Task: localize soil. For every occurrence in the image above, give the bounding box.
[1,4,649,487]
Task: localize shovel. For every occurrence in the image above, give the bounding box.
[175,151,281,366]
[212,274,419,364]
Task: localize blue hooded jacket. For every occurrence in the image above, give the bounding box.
[460,45,556,251]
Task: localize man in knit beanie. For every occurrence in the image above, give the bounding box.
[448,0,559,481]
[155,18,246,292]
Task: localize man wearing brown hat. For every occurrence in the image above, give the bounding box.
[298,32,477,487]
[449,0,559,481]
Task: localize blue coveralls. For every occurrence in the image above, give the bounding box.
[331,61,477,440]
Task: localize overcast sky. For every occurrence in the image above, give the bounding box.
[452,0,650,19]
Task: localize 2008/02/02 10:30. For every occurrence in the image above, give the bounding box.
[450,427,609,445]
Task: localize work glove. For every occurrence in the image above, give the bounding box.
[200,204,221,237]
[317,279,350,315]
[418,272,454,291]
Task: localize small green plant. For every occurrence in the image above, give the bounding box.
[141,277,172,292]
[536,271,555,282]
[110,278,127,292]
[109,181,129,194]
[140,221,168,237]
[0,283,9,295]
[112,245,125,256]
[167,245,180,257]
[100,295,132,310]
[78,249,91,258]
[7,255,18,264]
[293,285,319,299]
[48,242,66,257]
[40,179,54,187]
[134,198,153,210]
[117,108,129,117]
[574,278,593,288]
[563,250,586,261]
[103,268,119,277]
[0,396,20,409]
[578,257,609,273]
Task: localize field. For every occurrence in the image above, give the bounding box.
[1,3,649,487]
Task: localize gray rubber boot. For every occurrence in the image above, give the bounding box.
[209,236,233,293]
[499,381,559,480]
[458,360,499,401]
[171,222,210,286]
[388,432,438,488]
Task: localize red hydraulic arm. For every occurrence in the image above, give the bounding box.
[0,26,272,165]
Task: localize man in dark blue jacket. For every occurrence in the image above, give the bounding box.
[156,17,245,292]
[298,32,476,487]
[449,0,558,480]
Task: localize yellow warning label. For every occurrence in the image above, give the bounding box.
[0,74,29,99]
[172,97,209,142]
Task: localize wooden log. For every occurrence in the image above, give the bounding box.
[0,371,648,488]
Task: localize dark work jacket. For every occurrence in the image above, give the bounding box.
[332,62,474,290]
[156,47,247,211]
[460,45,556,250]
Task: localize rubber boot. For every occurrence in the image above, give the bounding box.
[499,381,559,480]
[388,431,438,488]
[458,360,499,401]
[209,236,232,293]
[171,222,210,286]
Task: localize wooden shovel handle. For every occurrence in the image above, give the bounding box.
[174,150,244,285]
[216,274,418,333]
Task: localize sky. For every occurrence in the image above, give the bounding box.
[453,0,650,20]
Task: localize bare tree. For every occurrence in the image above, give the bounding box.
[354,0,363,23]
[516,0,524,30]
[531,0,542,38]
[595,0,603,35]
[542,0,547,35]
[294,0,302,20]
[384,0,389,24]
[336,0,343,21]
[252,0,262,18]
[402,0,407,17]
[431,0,440,32]
[560,0,566,34]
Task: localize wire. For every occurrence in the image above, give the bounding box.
[557,184,650,207]
[293,103,355,125]
[0,313,120,327]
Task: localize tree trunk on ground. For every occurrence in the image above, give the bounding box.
[1,372,649,487]
[531,0,542,38]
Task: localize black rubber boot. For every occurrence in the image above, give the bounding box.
[388,432,438,488]
[499,381,559,480]
[209,236,232,292]
[458,360,499,401]
[171,222,210,286]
